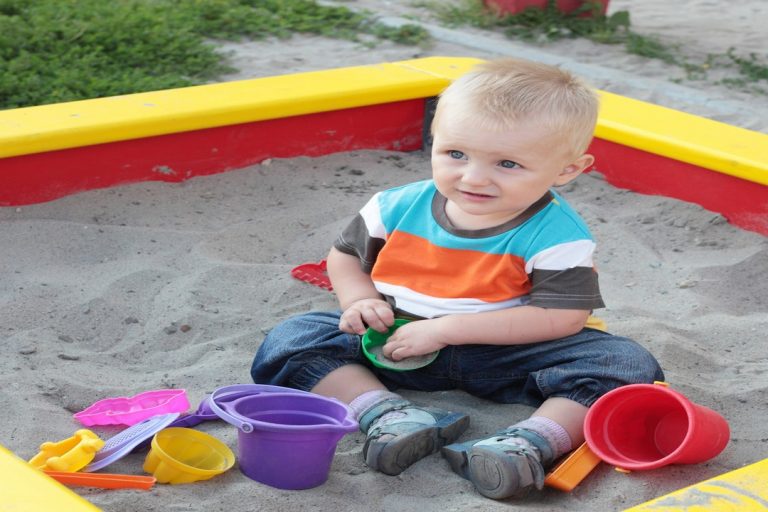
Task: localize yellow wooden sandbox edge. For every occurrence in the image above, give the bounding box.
[596,91,767,186]
[623,457,768,511]
[0,56,766,186]
[0,443,101,512]
[0,57,479,158]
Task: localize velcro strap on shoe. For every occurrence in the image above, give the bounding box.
[358,398,412,432]
[518,447,547,491]
[494,427,555,467]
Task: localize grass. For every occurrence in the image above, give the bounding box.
[0,0,429,109]
[3,0,766,109]
[427,0,768,94]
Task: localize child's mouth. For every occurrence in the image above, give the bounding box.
[460,190,494,200]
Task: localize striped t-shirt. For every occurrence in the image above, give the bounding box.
[334,180,604,319]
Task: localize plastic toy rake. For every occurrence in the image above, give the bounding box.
[290,260,332,291]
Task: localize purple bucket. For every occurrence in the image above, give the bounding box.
[210,386,358,490]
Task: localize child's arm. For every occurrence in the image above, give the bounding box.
[327,247,394,335]
[382,306,589,361]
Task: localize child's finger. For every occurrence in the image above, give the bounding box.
[362,309,389,332]
[340,312,366,334]
[373,304,395,327]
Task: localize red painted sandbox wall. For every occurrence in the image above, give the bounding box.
[588,139,768,236]
[1,99,766,236]
[0,100,425,207]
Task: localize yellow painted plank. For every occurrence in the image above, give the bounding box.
[0,444,101,512]
[0,56,766,187]
[0,57,481,160]
[624,458,768,511]
[597,91,768,186]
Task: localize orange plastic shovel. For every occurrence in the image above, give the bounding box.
[44,470,156,490]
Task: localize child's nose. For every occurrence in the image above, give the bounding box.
[461,163,489,185]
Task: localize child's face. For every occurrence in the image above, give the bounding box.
[431,110,592,230]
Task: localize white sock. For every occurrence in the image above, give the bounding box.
[510,416,573,459]
[349,390,402,422]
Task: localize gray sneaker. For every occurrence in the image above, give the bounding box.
[360,398,470,476]
[442,427,555,499]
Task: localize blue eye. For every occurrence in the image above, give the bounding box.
[499,160,520,169]
[449,150,465,160]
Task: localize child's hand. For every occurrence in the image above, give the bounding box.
[382,319,448,361]
[339,298,394,335]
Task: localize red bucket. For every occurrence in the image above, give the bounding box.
[584,383,729,471]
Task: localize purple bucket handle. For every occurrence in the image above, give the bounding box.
[209,384,311,433]
[221,393,357,435]
[337,410,358,432]
[209,384,357,434]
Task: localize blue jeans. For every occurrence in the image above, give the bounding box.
[251,310,664,407]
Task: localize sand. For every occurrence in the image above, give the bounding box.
[2,1,767,511]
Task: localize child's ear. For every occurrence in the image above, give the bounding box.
[554,154,594,186]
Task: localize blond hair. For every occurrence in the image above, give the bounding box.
[432,58,599,156]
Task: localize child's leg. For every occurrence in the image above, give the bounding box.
[440,328,663,499]
[442,397,583,500]
[532,396,588,446]
[251,310,359,391]
[313,364,469,475]
[311,363,388,402]
[251,311,469,475]
[457,398,586,499]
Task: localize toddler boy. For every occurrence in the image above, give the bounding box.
[251,58,663,499]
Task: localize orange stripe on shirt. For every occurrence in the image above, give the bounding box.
[371,231,530,302]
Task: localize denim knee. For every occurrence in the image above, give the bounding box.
[541,331,665,407]
[250,310,362,391]
[451,329,663,407]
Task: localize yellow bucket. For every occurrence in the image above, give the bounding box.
[143,428,235,484]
